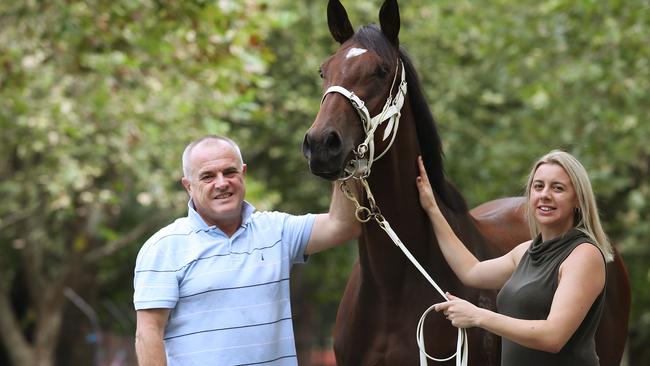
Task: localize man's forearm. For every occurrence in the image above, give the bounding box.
[330,180,362,240]
[135,331,167,366]
[304,180,362,254]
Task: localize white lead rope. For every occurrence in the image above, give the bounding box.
[378,219,469,366]
[341,180,469,366]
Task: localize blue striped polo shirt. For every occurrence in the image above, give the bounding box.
[134,200,315,365]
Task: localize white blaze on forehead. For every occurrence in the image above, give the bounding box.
[346,47,367,59]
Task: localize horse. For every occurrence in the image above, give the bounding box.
[301,1,630,365]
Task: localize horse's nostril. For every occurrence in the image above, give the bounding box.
[325,131,342,153]
[302,133,312,158]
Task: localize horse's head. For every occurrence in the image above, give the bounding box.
[302,0,403,180]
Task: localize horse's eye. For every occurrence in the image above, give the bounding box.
[318,67,324,79]
[376,66,389,78]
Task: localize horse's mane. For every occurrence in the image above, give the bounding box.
[354,25,468,213]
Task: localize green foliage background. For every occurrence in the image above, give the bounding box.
[1,0,648,364]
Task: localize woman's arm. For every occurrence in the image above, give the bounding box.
[416,156,526,289]
[435,243,605,352]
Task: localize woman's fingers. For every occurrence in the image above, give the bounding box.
[417,156,430,184]
[433,301,450,312]
[434,294,477,328]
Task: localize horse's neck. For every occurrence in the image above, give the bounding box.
[359,113,454,280]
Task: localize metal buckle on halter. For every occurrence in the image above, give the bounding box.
[343,157,370,179]
[399,79,407,94]
[350,92,364,109]
[355,158,369,177]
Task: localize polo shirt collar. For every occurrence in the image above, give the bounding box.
[187,199,256,232]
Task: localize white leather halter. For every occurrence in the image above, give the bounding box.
[320,59,407,180]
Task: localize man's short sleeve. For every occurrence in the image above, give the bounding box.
[282,213,316,264]
[133,238,181,310]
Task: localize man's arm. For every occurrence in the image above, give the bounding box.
[135,308,171,366]
[305,181,362,255]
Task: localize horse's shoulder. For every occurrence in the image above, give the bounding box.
[470,196,529,254]
[470,196,526,220]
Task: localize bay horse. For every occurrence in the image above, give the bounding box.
[302,1,630,365]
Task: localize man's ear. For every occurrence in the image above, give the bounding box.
[181,177,191,193]
[242,163,248,175]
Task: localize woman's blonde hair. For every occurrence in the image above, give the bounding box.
[524,150,614,262]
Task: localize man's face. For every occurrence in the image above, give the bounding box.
[182,140,247,229]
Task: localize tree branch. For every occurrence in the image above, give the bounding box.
[0,203,39,231]
[83,210,171,263]
[20,237,45,308]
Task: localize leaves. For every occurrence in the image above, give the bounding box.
[0,0,291,361]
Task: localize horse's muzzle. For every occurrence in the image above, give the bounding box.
[302,129,347,180]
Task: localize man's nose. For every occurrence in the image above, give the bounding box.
[213,173,227,189]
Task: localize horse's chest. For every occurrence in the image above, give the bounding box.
[339,340,420,366]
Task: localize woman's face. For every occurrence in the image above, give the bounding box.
[529,163,579,238]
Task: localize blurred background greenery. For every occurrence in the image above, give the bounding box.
[1,0,648,365]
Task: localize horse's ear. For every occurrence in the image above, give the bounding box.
[328,0,354,44]
[379,0,400,46]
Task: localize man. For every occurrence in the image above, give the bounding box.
[134,135,360,365]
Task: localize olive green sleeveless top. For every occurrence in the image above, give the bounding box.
[496,228,606,366]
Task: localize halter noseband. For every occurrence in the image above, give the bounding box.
[320,59,407,180]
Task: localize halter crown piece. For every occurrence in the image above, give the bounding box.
[320,59,407,180]
[323,58,469,366]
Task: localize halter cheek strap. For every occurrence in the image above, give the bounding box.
[320,60,407,179]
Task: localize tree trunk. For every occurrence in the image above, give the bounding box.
[33,297,65,366]
[0,279,35,365]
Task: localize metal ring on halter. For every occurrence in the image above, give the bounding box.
[355,206,372,222]
[357,143,369,157]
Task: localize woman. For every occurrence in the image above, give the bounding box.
[416,150,613,365]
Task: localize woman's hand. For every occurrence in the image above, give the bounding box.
[433,293,484,329]
[416,156,441,216]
